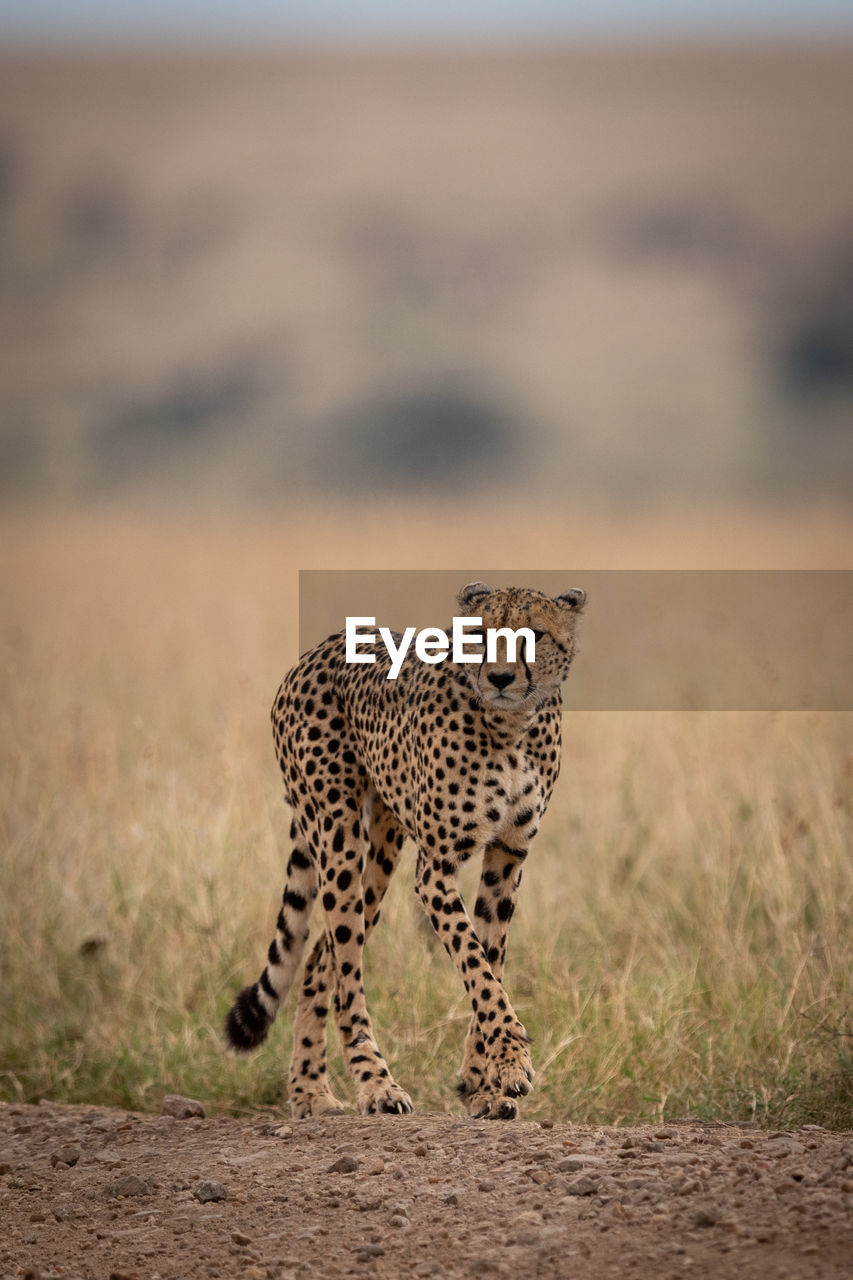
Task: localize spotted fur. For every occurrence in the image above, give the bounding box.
[225,582,585,1119]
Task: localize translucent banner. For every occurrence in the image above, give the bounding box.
[298,570,852,711]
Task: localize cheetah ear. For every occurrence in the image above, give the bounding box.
[556,588,586,611]
[457,581,492,611]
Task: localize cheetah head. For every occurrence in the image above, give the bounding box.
[455,582,586,712]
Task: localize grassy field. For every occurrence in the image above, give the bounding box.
[1,505,851,1127]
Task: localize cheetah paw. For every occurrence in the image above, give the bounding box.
[460,1087,519,1121]
[289,1091,348,1119]
[359,1083,414,1116]
[496,1063,534,1098]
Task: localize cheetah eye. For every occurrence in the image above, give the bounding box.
[531,629,546,643]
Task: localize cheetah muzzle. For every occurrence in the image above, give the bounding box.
[224,581,586,1119]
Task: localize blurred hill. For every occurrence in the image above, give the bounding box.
[0,43,851,507]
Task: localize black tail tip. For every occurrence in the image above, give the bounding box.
[224,984,272,1053]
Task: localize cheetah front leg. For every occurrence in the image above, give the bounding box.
[462,844,530,1119]
[414,847,533,1120]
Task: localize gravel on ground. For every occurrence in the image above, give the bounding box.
[1,1099,851,1279]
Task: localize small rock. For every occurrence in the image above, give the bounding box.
[693,1207,719,1228]
[364,1155,385,1176]
[160,1095,206,1120]
[558,1155,604,1173]
[327,1155,359,1174]
[355,1244,385,1259]
[93,1148,123,1168]
[273,1125,293,1140]
[539,1118,554,1129]
[765,1137,804,1157]
[477,1179,496,1192]
[413,1143,428,1157]
[632,1180,668,1203]
[192,1180,227,1203]
[231,1232,252,1245]
[390,1214,411,1229]
[654,1129,677,1140]
[107,1175,150,1198]
[565,1174,600,1197]
[50,1145,82,1168]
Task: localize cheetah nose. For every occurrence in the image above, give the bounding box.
[487,672,514,691]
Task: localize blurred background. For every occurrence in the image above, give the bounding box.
[1,1,852,511]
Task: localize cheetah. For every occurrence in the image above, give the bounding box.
[225,581,586,1120]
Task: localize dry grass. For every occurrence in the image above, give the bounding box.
[1,503,851,1125]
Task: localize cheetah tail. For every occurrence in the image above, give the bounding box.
[224,975,279,1052]
[224,846,319,1052]
[223,916,308,1052]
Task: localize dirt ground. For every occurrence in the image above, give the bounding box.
[1,1100,851,1280]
